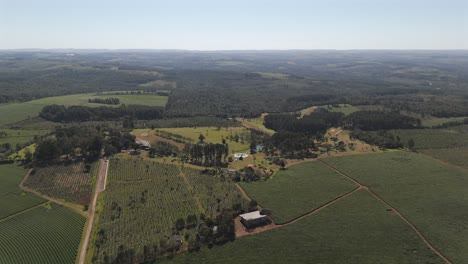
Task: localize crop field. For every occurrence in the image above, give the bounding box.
[158,127,251,153]
[321,104,360,115]
[240,161,357,224]
[420,147,468,169]
[0,92,168,126]
[163,190,442,264]
[322,151,468,263]
[0,129,49,146]
[24,162,98,205]
[182,167,247,218]
[0,203,85,264]
[0,164,45,219]
[94,159,200,262]
[389,128,468,149]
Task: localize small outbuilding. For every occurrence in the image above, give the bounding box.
[239,210,269,229]
[136,139,151,150]
[170,235,182,244]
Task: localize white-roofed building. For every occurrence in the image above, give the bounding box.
[239,210,268,228]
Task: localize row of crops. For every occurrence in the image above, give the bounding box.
[0,203,85,264]
[94,158,247,262]
[24,162,98,205]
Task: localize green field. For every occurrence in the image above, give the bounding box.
[0,129,49,146]
[24,162,98,205]
[158,127,251,153]
[420,147,468,169]
[0,203,85,264]
[421,116,468,127]
[0,92,168,126]
[240,161,357,224]
[322,151,468,263]
[389,128,468,149]
[0,164,45,219]
[321,104,360,115]
[163,190,442,264]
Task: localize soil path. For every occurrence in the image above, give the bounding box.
[318,159,451,264]
[178,167,204,211]
[78,158,108,264]
[20,169,87,217]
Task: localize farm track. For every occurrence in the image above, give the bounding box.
[317,159,452,264]
[20,169,87,217]
[178,167,204,211]
[78,158,108,264]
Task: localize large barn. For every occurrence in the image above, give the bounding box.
[239,211,269,229]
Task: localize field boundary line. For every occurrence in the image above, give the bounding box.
[178,167,204,211]
[0,201,49,223]
[20,169,87,217]
[318,159,452,264]
[419,151,468,172]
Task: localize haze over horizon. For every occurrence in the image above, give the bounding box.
[1,0,467,50]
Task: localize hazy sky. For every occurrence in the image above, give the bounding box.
[1,0,467,50]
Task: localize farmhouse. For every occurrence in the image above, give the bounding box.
[136,139,151,150]
[239,210,269,229]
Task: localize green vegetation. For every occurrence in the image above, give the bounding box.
[421,116,468,127]
[0,203,86,264]
[24,162,98,205]
[240,161,357,223]
[0,129,49,146]
[0,164,45,219]
[321,104,360,115]
[159,127,251,153]
[163,191,442,264]
[390,128,468,149]
[322,151,468,263]
[0,93,168,126]
[420,147,468,169]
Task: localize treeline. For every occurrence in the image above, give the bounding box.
[34,126,135,162]
[148,142,179,158]
[88,98,120,105]
[350,130,404,149]
[344,111,421,131]
[182,143,229,167]
[39,104,164,122]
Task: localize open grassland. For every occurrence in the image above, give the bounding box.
[0,129,49,146]
[0,93,168,126]
[24,162,98,205]
[0,203,85,264]
[94,159,201,262]
[0,164,45,219]
[322,151,468,263]
[182,167,247,218]
[237,116,275,135]
[8,144,36,160]
[321,104,360,115]
[240,161,357,224]
[159,127,251,153]
[421,116,468,127]
[390,128,468,149]
[420,147,468,169]
[163,190,442,264]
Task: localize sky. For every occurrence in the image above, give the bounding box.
[0,0,467,50]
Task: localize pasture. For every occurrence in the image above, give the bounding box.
[24,162,98,205]
[0,164,45,219]
[158,126,251,153]
[163,190,442,264]
[421,116,468,127]
[322,151,468,263]
[0,92,168,126]
[321,104,360,115]
[0,129,49,146]
[0,203,85,264]
[389,128,468,149]
[239,161,357,224]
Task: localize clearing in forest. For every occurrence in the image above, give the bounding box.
[322,151,468,263]
[162,190,443,264]
[240,160,357,224]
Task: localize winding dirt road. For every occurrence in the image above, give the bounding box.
[78,158,108,264]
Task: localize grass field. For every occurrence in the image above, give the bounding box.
[322,151,468,263]
[159,127,251,153]
[163,190,442,264]
[0,203,85,264]
[240,161,357,224]
[0,129,49,146]
[24,162,98,205]
[421,116,468,127]
[321,104,360,115]
[420,147,468,169]
[0,164,45,219]
[389,128,468,149]
[0,92,168,126]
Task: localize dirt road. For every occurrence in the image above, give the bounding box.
[78,158,108,264]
